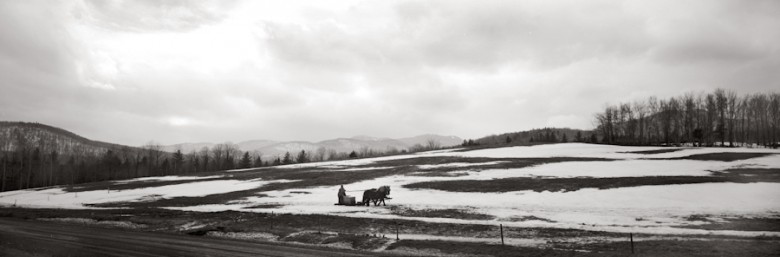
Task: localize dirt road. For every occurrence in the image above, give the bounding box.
[0,218,382,257]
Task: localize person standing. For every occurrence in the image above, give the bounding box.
[338,185,346,204]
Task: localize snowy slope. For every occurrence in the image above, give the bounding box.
[2,143,779,237]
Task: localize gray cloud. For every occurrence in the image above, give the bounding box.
[80,0,237,32]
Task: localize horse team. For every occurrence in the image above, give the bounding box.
[361,185,391,206]
[337,185,391,206]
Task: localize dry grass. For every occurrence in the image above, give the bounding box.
[621,149,686,154]
[670,152,776,162]
[3,207,778,256]
[403,176,730,193]
[387,240,577,257]
[404,168,780,193]
[389,206,496,220]
[679,216,780,232]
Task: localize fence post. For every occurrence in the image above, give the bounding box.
[500,224,504,246]
[630,233,634,254]
[396,222,399,241]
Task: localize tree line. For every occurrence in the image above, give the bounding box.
[463,128,595,147]
[594,89,780,147]
[0,122,447,192]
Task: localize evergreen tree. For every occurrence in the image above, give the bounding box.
[192,157,200,173]
[562,133,568,142]
[349,151,358,158]
[575,131,583,142]
[160,158,170,175]
[505,136,512,144]
[224,155,235,170]
[282,152,293,165]
[172,150,184,173]
[253,156,263,167]
[239,152,251,169]
[296,150,309,163]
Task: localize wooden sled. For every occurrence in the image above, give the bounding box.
[334,202,363,206]
[335,195,359,206]
[335,198,392,206]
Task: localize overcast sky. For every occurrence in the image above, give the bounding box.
[1,0,778,146]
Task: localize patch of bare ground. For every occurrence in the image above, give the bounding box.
[283,232,391,250]
[500,216,556,223]
[621,148,686,154]
[321,234,391,250]
[63,176,226,193]
[574,239,780,257]
[282,231,338,244]
[677,215,780,232]
[0,207,624,240]
[716,168,780,183]
[386,240,577,257]
[243,203,284,209]
[668,152,776,162]
[404,176,729,193]
[388,237,780,257]
[404,168,780,193]
[83,187,275,208]
[408,171,470,177]
[389,206,495,220]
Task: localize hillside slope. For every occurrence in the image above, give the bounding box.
[0,121,136,155]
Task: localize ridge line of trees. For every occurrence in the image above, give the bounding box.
[594,89,779,148]
[463,128,596,147]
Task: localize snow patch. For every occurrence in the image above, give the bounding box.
[207,231,278,241]
[0,179,290,209]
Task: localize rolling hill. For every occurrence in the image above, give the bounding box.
[0,121,138,155]
[163,134,463,157]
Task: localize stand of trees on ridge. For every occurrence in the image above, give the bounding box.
[594,89,780,147]
[462,128,596,147]
[0,122,445,192]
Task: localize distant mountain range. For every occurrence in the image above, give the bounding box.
[0,121,462,158]
[162,134,463,157]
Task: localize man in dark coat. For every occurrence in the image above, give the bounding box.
[338,185,346,204]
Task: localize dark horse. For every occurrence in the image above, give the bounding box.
[362,186,391,206]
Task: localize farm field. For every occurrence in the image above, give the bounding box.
[2,143,780,256]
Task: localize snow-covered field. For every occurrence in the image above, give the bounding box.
[2,143,779,237]
[0,179,294,209]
